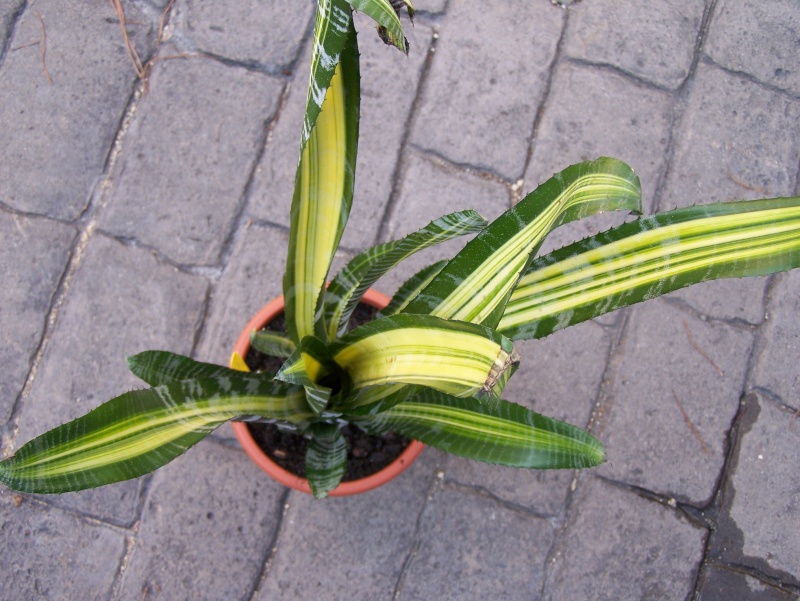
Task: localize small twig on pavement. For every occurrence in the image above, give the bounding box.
[34,10,53,84]
[110,0,145,78]
[10,40,41,52]
[672,389,710,454]
[683,319,724,376]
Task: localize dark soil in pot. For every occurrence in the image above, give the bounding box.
[244,304,413,482]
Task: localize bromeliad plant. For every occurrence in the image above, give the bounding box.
[2,0,800,498]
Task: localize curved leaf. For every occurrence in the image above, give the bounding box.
[400,158,641,328]
[344,0,410,54]
[329,314,519,400]
[499,196,800,340]
[250,330,296,358]
[320,210,487,340]
[0,376,311,493]
[359,389,605,469]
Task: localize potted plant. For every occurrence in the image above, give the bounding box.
[1,0,799,499]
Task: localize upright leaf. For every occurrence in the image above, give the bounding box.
[401,158,641,327]
[380,260,447,317]
[499,197,800,340]
[284,1,360,344]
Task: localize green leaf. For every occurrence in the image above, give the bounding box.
[499,196,800,340]
[358,389,605,469]
[329,314,519,400]
[276,336,343,414]
[320,210,487,340]
[306,422,347,498]
[284,1,360,344]
[0,376,312,493]
[401,158,642,328]
[380,260,447,317]
[344,0,410,54]
[127,350,268,386]
[250,330,296,358]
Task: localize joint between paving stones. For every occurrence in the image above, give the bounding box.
[2,223,84,453]
[442,477,558,522]
[214,82,293,277]
[689,392,800,593]
[391,468,443,600]
[376,23,441,244]
[0,0,27,67]
[517,3,567,186]
[244,487,298,601]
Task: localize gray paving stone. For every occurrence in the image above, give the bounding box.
[412,0,564,180]
[597,299,753,505]
[117,439,285,601]
[527,61,672,214]
[99,53,282,266]
[0,0,155,220]
[705,0,800,96]
[661,62,800,323]
[751,271,800,405]
[563,0,705,90]
[398,484,553,600]
[376,152,509,295]
[696,564,798,601]
[714,394,800,583]
[444,319,611,515]
[248,15,432,249]
[0,214,75,426]
[253,451,434,601]
[13,234,207,524]
[196,223,288,368]
[0,490,125,601]
[172,0,314,70]
[544,476,706,601]
[662,62,800,210]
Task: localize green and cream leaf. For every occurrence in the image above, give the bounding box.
[499,196,800,340]
[400,158,642,328]
[0,376,312,494]
[358,389,605,469]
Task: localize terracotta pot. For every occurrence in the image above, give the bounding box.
[231,289,425,496]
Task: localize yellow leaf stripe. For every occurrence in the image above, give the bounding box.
[500,205,800,332]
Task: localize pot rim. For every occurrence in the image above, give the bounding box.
[231,289,425,496]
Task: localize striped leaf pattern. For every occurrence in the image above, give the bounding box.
[250,330,297,358]
[359,389,605,469]
[284,0,360,343]
[344,0,410,53]
[306,422,347,498]
[329,314,519,400]
[380,260,447,317]
[0,376,312,493]
[127,350,268,385]
[276,336,342,414]
[321,210,487,340]
[400,158,642,328]
[499,196,800,340]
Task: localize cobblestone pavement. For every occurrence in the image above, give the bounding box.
[1,1,799,599]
